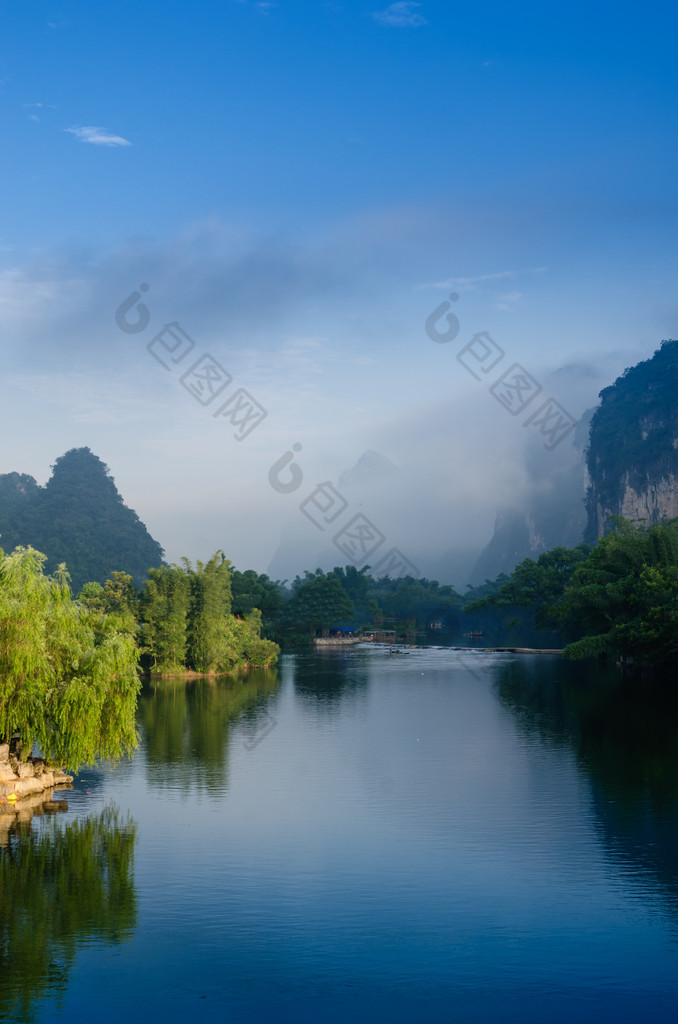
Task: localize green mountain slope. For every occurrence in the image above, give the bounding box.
[0,448,165,592]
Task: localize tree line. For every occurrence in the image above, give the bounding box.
[467,516,678,668]
[2,517,674,772]
[0,546,279,771]
[80,551,280,674]
[228,519,678,670]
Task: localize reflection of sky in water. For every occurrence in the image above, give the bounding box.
[27,649,678,1024]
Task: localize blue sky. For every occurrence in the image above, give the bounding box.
[2,1,678,582]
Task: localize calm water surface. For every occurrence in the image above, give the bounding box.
[2,647,678,1023]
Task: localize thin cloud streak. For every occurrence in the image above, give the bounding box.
[372,3,427,28]
[65,126,131,147]
[417,268,549,293]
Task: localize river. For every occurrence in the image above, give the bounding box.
[2,646,678,1023]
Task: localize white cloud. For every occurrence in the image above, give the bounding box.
[372,2,427,28]
[24,102,57,123]
[418,270,515,293]
[418,267,549,293]
[65,125,131,147]
[496,291,523,311]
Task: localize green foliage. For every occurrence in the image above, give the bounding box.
[271,567,462,642]
[463,574,512,606]
[139,565,191,673]
[472,517,678,666]
[140,553,279,672]
[329,565,371,610]
[231,568,283,627]
[0,547,141,769]
[367,575,460,630]
[556,518,678,665]
[282,570,355,635]
[467,545,591,630]
[78,580,107,614]
[0,472,41,553]
[0,448,165,593]
[103,571,139,620]
[0,806,136,1023]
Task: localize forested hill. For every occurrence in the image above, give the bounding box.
[586,339,678,541]
[0,448,164,592]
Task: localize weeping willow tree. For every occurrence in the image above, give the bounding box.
[0,546,141,768]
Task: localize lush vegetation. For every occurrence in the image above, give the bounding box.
[269,566,463,645]
[0,544,278,773]
[557,518,678,665]
[585,339,678,540]
[139,552,279,674]
[0,448,165,593]
[231,568,283,621]
[0,547,141,768]
[367,573,460,633]
[469,518,678,668]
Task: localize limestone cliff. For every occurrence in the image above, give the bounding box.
[585,340,678,541]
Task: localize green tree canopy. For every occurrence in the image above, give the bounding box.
[140,564,192,672]
[367,575,460,629]
[466,544,591,630]
[556,517,678,665]
[140,553,279,673]
[231,568,283,625]
[183,552,233,673]
[0,547,141,768]
[465,519,678,667]
[284,570,355,635]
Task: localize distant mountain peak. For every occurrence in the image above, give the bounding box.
[0,448,165,592]
[338,450,398,489]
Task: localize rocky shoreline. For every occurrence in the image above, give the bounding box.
[0,742,74,803]
[313,636,362,647]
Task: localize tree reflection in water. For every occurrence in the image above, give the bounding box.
[0,802,137,1023]
[496,657,678,916]
[292,649,370,713]
[139,668,280,793]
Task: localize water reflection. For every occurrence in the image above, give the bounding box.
[0,803,136,1024]
[496,658,678,915]
[292,650,370,711]
[139,669,279,792]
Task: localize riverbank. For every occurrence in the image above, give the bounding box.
[313,636,362,647]
[148,663,278,679]
[0,743,74,802]
[482,647,563,654]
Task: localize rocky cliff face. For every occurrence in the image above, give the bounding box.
[585,340,678,540]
